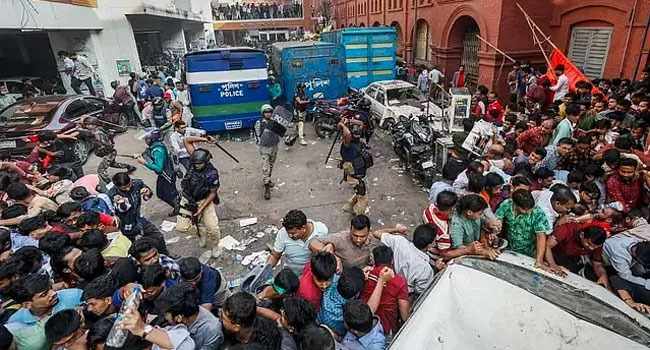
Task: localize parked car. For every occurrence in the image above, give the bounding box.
[362,80,442,129]
[0,95,113,163]
[389,251,650,349]
[0,77,44,101]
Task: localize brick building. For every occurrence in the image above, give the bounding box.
[332,0,650,94]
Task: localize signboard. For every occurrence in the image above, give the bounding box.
[47,0,97,8]
[116,59,132,76]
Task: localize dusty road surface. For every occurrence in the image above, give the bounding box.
[85,125,430,283]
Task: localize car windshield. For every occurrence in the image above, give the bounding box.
[386,87,424,105]
[457,257,650,346]
[0,101,56,130]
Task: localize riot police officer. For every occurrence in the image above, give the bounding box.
[178,148,222,252]
[254,104,281,200]
[338,116,372,214]
[293,82,309,146]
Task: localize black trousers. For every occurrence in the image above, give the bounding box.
[156,173,179,209]
[610,275,650,305]
[71,77,96,96]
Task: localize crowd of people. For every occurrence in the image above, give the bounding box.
[212,1,303,21]
[427,64,650,313]
[1,36,650,349]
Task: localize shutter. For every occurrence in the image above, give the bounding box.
[568,27,612,79]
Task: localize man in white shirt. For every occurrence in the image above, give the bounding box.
[71,53,97,96]
[58,51,76,94]
[371,224,435,295]
[550,64,569,103]
[428,66,445,86]
[169,121,208,171]
[533,184,576,228]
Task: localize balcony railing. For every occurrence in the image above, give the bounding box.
[212,3,303,21]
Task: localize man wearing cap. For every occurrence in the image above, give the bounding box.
[254,104,282,200]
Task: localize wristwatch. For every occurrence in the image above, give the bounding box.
[143,325,154,338]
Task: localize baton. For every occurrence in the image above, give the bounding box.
[324,129,341,165]
[209,140,240,163]
[116,154,138,159]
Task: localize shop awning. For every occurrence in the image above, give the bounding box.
[126,4,211,24]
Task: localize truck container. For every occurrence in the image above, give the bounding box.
[271,41,347,106]
[184,48,268,132]
[321,27,397,89]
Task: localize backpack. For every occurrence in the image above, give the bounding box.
[81,196,112,215]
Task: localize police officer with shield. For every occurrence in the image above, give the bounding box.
[178,148,222,252]
[255,104,280,200]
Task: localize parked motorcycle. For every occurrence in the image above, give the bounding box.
[313,91,367,139]
[391,114,436,187]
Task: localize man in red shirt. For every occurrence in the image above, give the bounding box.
[545,222,609,288]
[606,158,648,213]
[485,91,505,125]
[297,251,337,312]
[516,119,555,155]
[361,246,410,335]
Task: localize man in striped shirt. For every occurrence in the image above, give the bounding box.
[422,190,458,255]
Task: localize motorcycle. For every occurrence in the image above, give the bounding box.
[313,91,367,139]
[391,114,436,187]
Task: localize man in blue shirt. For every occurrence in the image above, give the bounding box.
[342,300,385,350]
[144,78,164,100]
[178,256,228,311]
[5,273,83,350]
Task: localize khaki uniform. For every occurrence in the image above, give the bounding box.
[176,197,221,247]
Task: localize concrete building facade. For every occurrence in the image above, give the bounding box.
[332,0,650,94]
[0,0,215,96]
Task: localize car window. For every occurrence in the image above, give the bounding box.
[366,85,378,99]
[4,82,23,94]
[84,98,106,113]
[376,90,386,105]
[387,87,423,105]
[457,257,650,346]
[0,103,53,129]
[64,99,89,120]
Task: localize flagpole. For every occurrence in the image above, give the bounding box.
[516,2,559,51]
[524,14,553,74]
[475,34,516,63]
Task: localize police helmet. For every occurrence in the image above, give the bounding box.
[261,104,273,114]
[144,128,162,145]
[190,148,212,164]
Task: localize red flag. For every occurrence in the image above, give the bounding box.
[546,48,603,95]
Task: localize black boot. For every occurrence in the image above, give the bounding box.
[264,183,271,200]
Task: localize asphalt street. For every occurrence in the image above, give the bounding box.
[84,124,430,282]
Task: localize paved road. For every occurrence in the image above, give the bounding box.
[85,124,430,282]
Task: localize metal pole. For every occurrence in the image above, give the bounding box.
[619,0,639,78]
[633,12,650,79]
[475,34,516,63]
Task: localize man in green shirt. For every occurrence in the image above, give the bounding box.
[550,103,580,145]
[496,189,551,270]
[448,194,499,260]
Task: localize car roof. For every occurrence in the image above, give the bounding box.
[369,80,414,89]
[390,251,650,349]
[0,77,41,83]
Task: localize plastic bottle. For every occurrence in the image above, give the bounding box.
[105,284,143,347]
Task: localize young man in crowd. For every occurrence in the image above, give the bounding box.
[310,215,406,269]
[267,209,329,276]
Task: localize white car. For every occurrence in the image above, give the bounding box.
[362,80,442,129]
[390,251,650,349]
